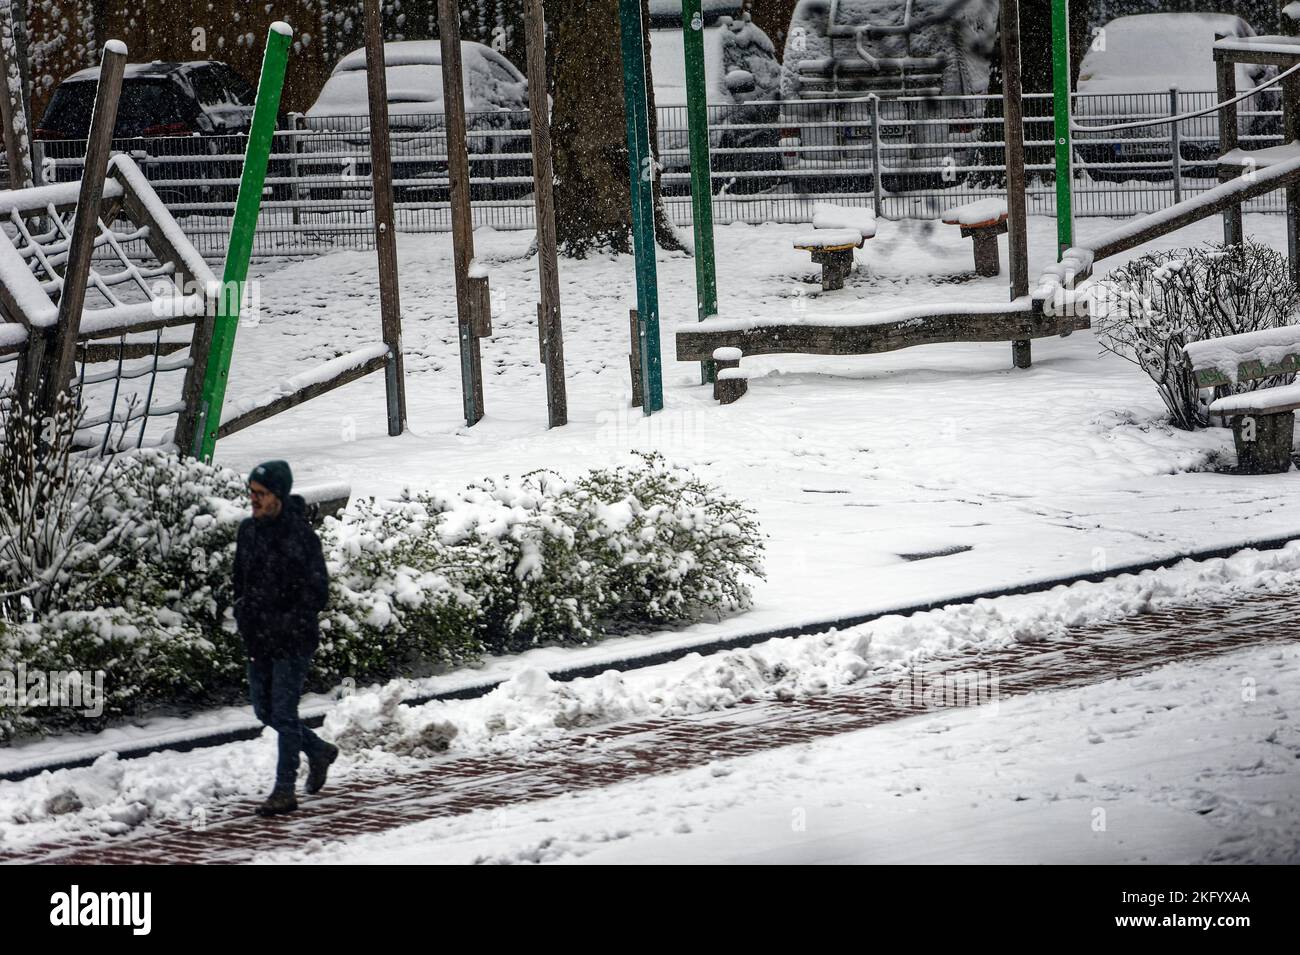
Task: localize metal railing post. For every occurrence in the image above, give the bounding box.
[870,94,884,215]
[1169,87,1182,204]
[289,111,304,227]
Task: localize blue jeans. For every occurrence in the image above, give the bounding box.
[247,652,328,792]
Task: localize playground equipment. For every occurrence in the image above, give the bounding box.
[1035,2,1300,313]
[1,24,410,462]
[675,0,1043,377]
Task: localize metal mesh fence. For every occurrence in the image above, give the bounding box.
[29,90,1285,258]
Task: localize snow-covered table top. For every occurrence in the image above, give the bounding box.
[810,202,877,238]
[942,198,1008,227]
[793,228,866,251]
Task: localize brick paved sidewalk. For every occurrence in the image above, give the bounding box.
[4,587,1298,864]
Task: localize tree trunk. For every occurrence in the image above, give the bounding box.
[640,0,689,252]
[546,0,633,256]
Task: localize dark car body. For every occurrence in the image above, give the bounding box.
[35,60,288,210]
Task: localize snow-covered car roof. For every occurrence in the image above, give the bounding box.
[647,0,743,24]
[650,15,779,108]
[1078,13,1263,95]
[307,40,527,119]
[62,60,230,83]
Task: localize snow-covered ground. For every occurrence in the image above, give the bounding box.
[216,211,1300,640]
[2,543,1298,854]
[9,210,1300,774]
[255,640,1300,865]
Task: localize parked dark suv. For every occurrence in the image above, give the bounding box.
[35,61,288,211]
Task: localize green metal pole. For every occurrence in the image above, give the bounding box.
[1051,0,1074,256]
[619,0,663,414]
[193,23,292,461]
[681,0,718,385]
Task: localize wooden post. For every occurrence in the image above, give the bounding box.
[0,0,34,190]
[524,0,568,428]
[364,0,408,436]
[710,346,740,400]
[1215,42,1243,247]
[438,0,485,426]
[36,42,126,424]
[1001,0,1031,367]
[629,308,643,408]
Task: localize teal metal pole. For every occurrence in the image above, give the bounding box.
[681,0,718,385]
[619,0,663,414]
[1051,0,1075,256]
[193,23,292,460]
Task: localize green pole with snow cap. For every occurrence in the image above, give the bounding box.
[1051,0,1075,257]
[619,0,664,414]
[193,22,292,461]
[682,0,719,385]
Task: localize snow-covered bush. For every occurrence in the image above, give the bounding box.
[0,392,127,617]
[331,453,764,656]
[555,452,764,628]
[0,441,763,738]
[1093,242,1300,430]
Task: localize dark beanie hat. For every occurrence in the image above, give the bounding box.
[249,460,293,500]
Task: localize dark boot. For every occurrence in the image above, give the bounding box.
[305,742,340,795]
[255,789,298,817]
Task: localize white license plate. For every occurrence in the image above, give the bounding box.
[1117,142,1171,158]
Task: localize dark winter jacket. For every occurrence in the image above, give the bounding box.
[232,494,329,659]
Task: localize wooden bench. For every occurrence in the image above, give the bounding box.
[299,481,353,526]
[1184,326,1300,474]
[793,202,877,291]
[942,199,1008,277]
[711,346,748,404]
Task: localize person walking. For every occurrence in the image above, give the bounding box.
[233,460,339,816]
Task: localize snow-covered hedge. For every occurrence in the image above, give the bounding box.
[0,435,764,738]
[323,452,764,669]
[1093,242,1300,430]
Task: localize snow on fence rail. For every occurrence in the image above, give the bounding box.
[23,91,1292,258]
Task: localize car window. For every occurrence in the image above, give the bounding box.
[189,67,232,106]
[115,81,189,132]
[213,66,257,105]
[40,83,98,137]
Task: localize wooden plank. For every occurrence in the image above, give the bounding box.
[1215,46,1243,247]
[525,0,568,429]
[37,43,126,424]
[1191,350,1300,387]
[795,241,863,253]
[216,353,388,440]
[438,0,485,427]
[629,308,643,408]
[75,312,200,340]
[1213,48,1300,68]
[1090,158,1300,262]
[675,312,1089,362]
[111,167,200,292]
[363,0,408,437]
[77,339,189,363]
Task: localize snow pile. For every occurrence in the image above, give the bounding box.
[324,542,1300,757]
